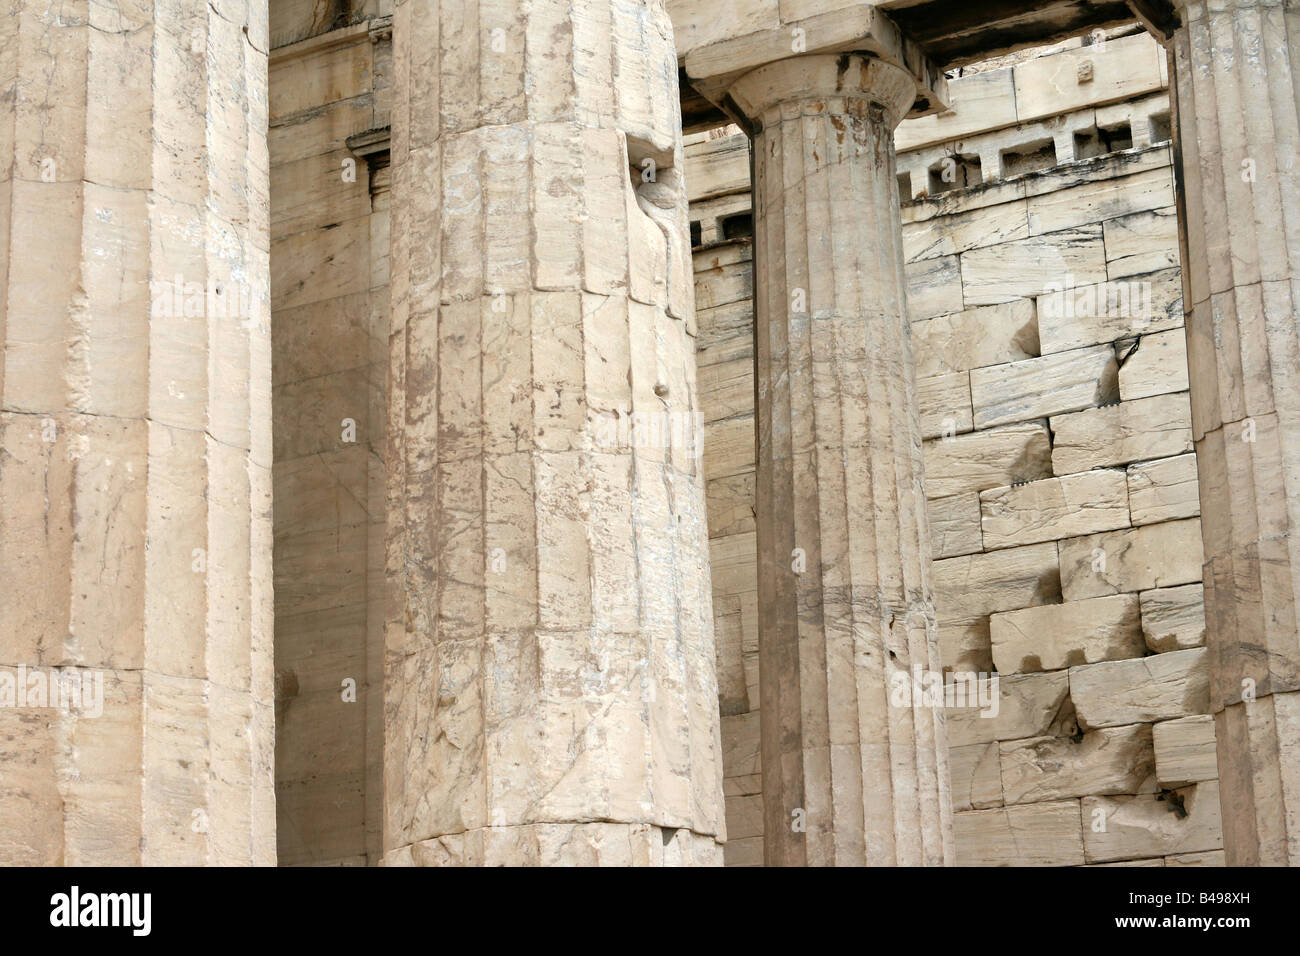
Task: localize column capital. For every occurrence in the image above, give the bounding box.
[727,54,917,131]
[682,4,946,132]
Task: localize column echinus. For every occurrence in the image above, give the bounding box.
[1169,0,1300,865]
[384,0,725,865]
[0,3,274,863]
[686,12,952,866]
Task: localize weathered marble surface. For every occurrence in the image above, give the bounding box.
[999,724,1156,804]
[979,469,1130,550]
[0,0,275,865]
[1141,583,1206,652]
[724,53,952,866]
[1153,714,1217,788]
[383,0,724,866]
[1083,781,1222,863]
[923,422,1053,499]
[990,594,1143,674]
[1070,648,1210,730]
[1170,0,1300,866]
[955,801,1084,866]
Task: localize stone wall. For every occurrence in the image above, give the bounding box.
[688,27,1224,866]
[269,15,392,866]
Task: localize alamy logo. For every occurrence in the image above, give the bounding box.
[150,273,258,324]
[49,886,151,936]
[0,666,103,717]
[593,407,705,462]
[889,669,1001,718]
[1039,275,1153,320]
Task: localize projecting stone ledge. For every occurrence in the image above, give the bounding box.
[1153,715,1217,789]
[1141,584,1205,653]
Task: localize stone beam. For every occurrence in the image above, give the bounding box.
[1127,0,1182,40]
[877,0,1171,68]
[672,1,1180,79]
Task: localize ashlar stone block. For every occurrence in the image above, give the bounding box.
[923,421,1053,500]
[955,800,1085,866]
[1140,583,1206,652]
[1070,648,1210,730]
[979,470,1130,550]
[999,724,1156,805]
[1050,392,1193,473]
[1082,781,1222,863]
[1058,519,1203,601]
[1153,715,1218,788]
[990,594,1143,674]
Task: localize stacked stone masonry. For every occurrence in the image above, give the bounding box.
[688,27,1224,866]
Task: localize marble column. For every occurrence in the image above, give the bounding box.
[1169,0,1300,865]
[728,54,951,866]
[0,1,274,863]
[383,0,725,865]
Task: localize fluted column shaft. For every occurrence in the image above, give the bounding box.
[384,0,725,865]
[731,54,951,866]
[1170,0,1300,865]
[0,1,274,864]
